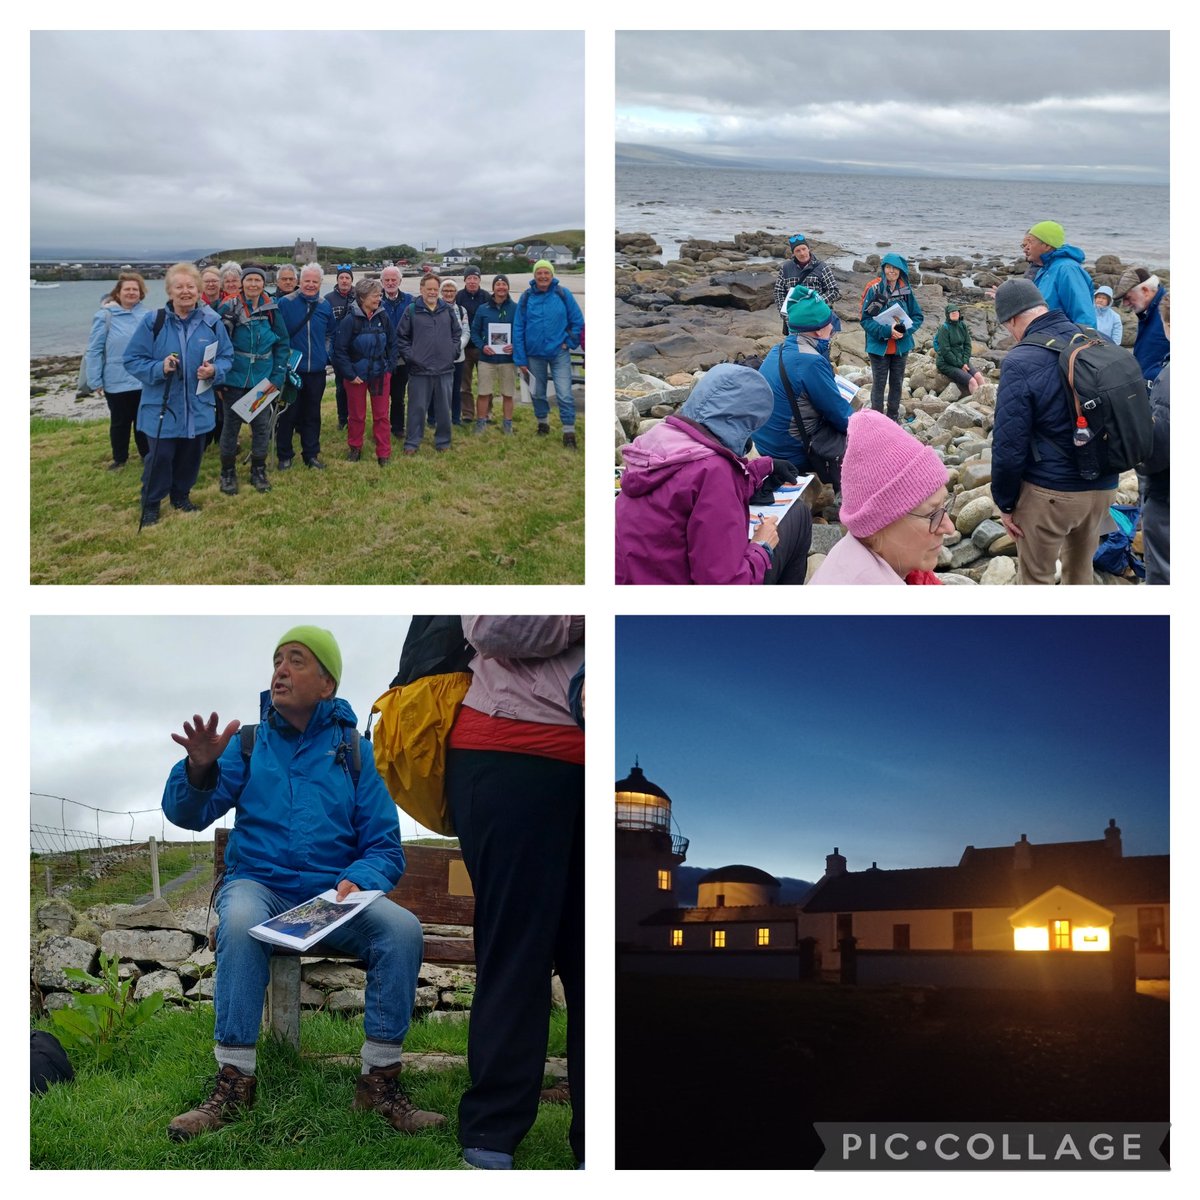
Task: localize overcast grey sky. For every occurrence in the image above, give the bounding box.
[616,31,1169,184]
[29,616,439,847]
[31,30,584,256]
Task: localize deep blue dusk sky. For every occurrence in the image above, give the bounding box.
[616,617,1169,882]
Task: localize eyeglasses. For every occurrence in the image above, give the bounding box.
[906,498,953,533]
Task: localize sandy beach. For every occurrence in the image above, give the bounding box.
[31,270,586,420]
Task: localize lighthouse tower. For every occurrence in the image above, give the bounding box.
[615,761,689,948]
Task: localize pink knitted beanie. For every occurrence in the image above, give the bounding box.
[839,410,949,538]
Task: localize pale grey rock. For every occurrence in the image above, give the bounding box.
[981,556,1017,585]
[134,969,184,1002]
[35,936,98,988]
[959,461,993,491]
[114,897,177,929]
[412,985,439,1012]
[614,363,645,388]
[949,540,984,568]
[302,963,366,990]
[937,571,979,584]
[954,496,995,536]
[35,900,77,936]
[185,979,216,1001]
[100,928,196,963]
[424,1009,470,1024]
[326,988,366,1013]
[972,519,1007,551]
[808,523,847,556]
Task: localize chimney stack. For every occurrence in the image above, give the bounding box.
[1013,833,1032,871]
[1104,818,1123,858]
[825,847,847,877]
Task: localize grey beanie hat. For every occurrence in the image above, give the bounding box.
[994,278,1045,324]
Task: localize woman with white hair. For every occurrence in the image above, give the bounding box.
[124,262,233,525]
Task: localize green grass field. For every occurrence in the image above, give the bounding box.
[32,1005,573,1169]
[30,391,584,584]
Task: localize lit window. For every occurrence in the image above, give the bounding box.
[671,929,683,947]
[657,869,671,891]
[712,930,726,948]
[1052,919,1071,950]
[757,927,770,946]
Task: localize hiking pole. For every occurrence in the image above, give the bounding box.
[139,355,176,532]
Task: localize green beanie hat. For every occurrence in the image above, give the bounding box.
[785,284,833,332]
[1028,221,1065,249]
[533,258,554,274]
[276,625,342,687]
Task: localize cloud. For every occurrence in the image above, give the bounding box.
[31,31,584,254]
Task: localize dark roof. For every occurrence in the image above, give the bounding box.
[698,864,780,887]
[803,851,1168,913]
[641,904,800,926]
[615,764,671,802]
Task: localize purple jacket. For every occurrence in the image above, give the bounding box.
[616,415,775,584]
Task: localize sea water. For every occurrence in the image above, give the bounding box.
[617,164,1169,268]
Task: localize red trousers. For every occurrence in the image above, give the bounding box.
[346,375,391,459]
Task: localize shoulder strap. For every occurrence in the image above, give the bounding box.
[240,719,360,784]
[775,344,810,443]
[152,308,167,339]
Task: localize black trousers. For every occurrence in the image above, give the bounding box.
[388,362,409,435]
[106,390,148,463]
[274,372,325,464]
[764,498,813,585]
[141,434,204,507]
[446,748,584,1162]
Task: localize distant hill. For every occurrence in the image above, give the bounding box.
[617,141,951,178]
[674,864,815,907]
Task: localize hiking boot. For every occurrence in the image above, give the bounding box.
[502,420,513,435]
[304,457,326,470]
[167,1064,256,1142]
[378,456,390,467]
[536,422,550,436]
[473,418,488,434]
[219,468,238,495]
[540,1079,571,1104]
[171,496,199,513]
[277,457,294,471]
[249,461,271,493]
[562,432,577,450]
[141,503,160,526]
[352,1063,446,1133]
[347,447,362,463]
[106,460,125,471]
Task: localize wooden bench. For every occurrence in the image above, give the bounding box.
[213,830,474,1048]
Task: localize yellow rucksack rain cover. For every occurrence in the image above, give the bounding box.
[370,672,472,836]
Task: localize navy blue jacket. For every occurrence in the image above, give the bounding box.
[991,309,1118,512]
[457,283,492,331]
[1133,286,1170,382]
[333,302,396,385]
[278,291,334,373]
[324,286,356,360]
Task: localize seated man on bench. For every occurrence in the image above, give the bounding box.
[162,625,444,1141]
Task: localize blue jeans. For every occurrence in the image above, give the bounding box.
[526,347,575,428]
[213,877,424,1048]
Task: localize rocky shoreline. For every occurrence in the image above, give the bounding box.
[615,229,1159,585]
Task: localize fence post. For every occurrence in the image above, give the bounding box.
[44,866,52,895]
[149,836,161,900]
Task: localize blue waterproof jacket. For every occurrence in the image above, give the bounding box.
[162,693,405,905]
[1132,286,1169,382]
[85,302,147,393]
[396,298,461,376]
[324,286,356,360]
[512,278,584,365]
[218,294,292,390]
[860,253,923,355]
[990,309,1118,512]
[1032,244,1095,326]
[380,290,414,367]
[124,303,233,439]
[278,291,334,374]
[470,295,519,364]
[333,301,397,384]
[753,336,852,468]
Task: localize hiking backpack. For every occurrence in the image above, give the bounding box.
[240,722,361,786]
[1025,328,1152,479]
[366,617,476,836]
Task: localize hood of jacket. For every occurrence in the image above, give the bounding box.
[676,362,774,455]
[881,252,911,282]
[1040,243,1086,267]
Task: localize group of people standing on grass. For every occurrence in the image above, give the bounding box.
[616,219,1170,587]
[84,258,584,526]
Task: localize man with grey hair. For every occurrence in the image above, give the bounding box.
[1112,266,1169,382]
[162,625,444,1141]
[379,265,414,438]
[989,279,1118,584]
[272,264,298,299]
